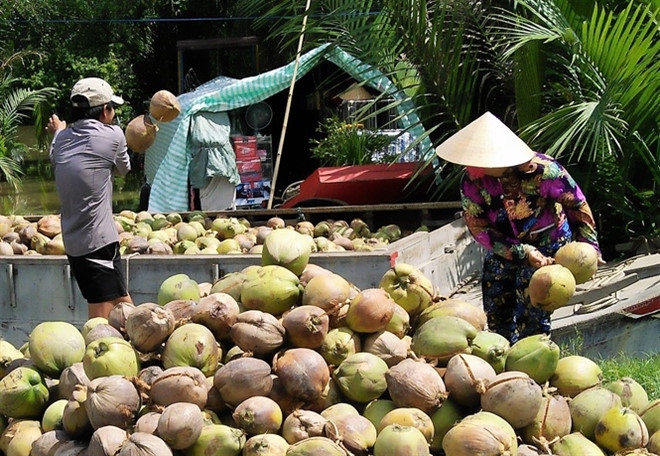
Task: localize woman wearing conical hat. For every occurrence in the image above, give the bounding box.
[435,112,604,344]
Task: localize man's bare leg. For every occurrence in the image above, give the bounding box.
[88,294,133,320]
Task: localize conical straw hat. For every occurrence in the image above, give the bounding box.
[435,112,535,168]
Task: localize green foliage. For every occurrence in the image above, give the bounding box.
[0,50,56,189]
[310,116,395,166]
[599,353,660,401]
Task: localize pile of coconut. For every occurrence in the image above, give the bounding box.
[1,234,656,456]
[0,211,406,256]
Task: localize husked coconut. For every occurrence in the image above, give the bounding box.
[125,114,158,153]
[149,90,181,122]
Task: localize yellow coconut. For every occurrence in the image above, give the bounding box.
[554,241,599,284]
[594,406,649,454]
[528,264,576,312]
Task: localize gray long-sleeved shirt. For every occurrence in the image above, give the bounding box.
[50,119,130,257]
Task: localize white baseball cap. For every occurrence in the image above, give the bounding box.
[70,77,124,108]
[435,112,535,168]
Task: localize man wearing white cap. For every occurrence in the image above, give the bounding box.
[435,112,603,343]
[47,77,133,319]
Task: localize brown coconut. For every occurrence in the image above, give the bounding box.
[273,348,330,404]
[361,330,408,367]
[191,292,240,340]
[520,392,572,449]
[213,357,273,407]
[229,310,286,355]
[149,90,181,122]
[125,114,158,153]
[282,305,330,349]
[149,366,208,410]
[37,214,61,238]
[282,409,328,444]
[480,370,543,429]
[157,402,204,450]
[443,353,496,410]
[384,358,448,413]
[442,411,518,456]
[345,288,395,333]
[302,273,352,314]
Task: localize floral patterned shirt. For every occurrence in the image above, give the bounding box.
[460,152,600,261]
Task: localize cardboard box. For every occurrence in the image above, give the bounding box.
[232,136,258,161]
[237,159,262,175]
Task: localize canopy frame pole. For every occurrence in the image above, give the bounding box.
[267,0,312,209]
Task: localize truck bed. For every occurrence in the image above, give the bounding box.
[2,206,659,359]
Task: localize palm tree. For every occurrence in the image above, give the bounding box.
[0,50,56,190]
[490,1,659,248]
[236,0,659,251]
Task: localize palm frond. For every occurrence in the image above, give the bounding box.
[0,137,23,190]
[520,101,627,161]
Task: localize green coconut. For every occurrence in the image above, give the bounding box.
[332,352,389,403]
[528,264,576,312]
[286,436,348,456]
[210,271,248,302]
[183,424,247,456]
[569,386,622,441]
[378,408,434,444]
[641,399,660,436]
[606,377,649,414]
[261,228,312,277]
[157,273,201,306]
[161,323,219,377]
[28,321,86,378]
[411,315,478,365]
[378,262,436,315]
[374,424,431,456]
[0,340,25,377]
[430,399,464,454]
[550,355,603,398]
[82,337,141,380]
[362,399,397,429]
[41,399,68,432]
[504,334,560,384]
[470,330,510,373]
[240,265,302,315]
[555,241,599,284]
[551,431,607,456]
[0,366,49,419]
[319,327,361,366]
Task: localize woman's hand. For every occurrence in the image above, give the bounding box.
[527,248,554,268]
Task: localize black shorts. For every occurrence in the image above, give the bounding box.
[67,242,129,303]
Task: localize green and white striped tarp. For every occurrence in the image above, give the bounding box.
[145,43,432,212]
